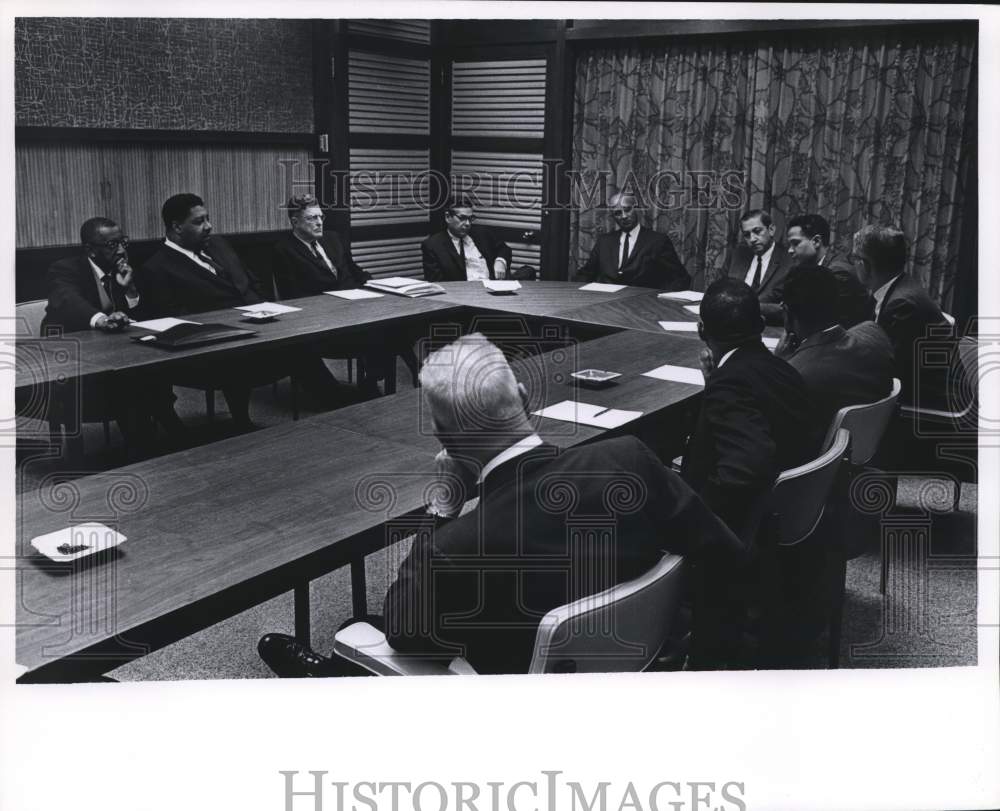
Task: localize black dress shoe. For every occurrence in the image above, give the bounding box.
[257,633,345,678]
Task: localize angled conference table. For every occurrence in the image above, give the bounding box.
[15,280,749,682]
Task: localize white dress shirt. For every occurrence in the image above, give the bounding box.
[872,274,902,320]
[618,223,641,268]
[295,233,335,273]
[164,238,219,275]
[744,242,776,287]
[451,234,490,281]
[477,433,544,485]
[88,258,140,328]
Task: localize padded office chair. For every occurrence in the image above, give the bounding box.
[332,553,687,676]
[756,428,851,668]
[898,335,978,430]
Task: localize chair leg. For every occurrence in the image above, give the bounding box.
[205,390,215,422]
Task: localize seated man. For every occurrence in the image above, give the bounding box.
[272,194,370,297]
[786,213,874,326]
[682,279,818,542]
[422,196,512,282]
[41,216,184,447]
[576,192,690,290]
[141,193,346,428]
[777,264,894,431]
[727,209,791,325]
[852,224,956,408]
[258,334,746,675]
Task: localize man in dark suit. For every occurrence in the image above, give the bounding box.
[272,194,370,297]
[727,209,792,325]
[42,217,185,446]
[258,334,746,675]
[786,213,874,326]
[576,192,690,290]
[852,224,956,409]
[422,197,512,282]
[777,264,895,431]
[682,279,818,543]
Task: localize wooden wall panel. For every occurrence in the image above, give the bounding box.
[15,143,314,248]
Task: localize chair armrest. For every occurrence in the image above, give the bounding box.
[332,622,470,676]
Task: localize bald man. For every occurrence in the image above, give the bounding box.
[576,193,690,290]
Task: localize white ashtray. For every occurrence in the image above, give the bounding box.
[30,523,127,562]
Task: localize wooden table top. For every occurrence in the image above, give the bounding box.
[434,280,651,318]
[16,421,438,677]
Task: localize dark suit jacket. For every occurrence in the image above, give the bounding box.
[727,244,793,325]
[876,273,953,407]
[421,226,513,282]
[272,232,371,298]
[139,236,262,318]
[383,436,743,674]
[576,226,690,290]
[786,322,895,431]
[42,255,144,333]
[816,251,875,326]
[681,342,819,541]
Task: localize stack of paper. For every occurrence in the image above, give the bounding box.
[234,302,302,315]
[683,304,701,315]
[658,290,704,302]
[579,282,626,293]
[641,364,705,387]
[130,317,198,332]
[658,321,700,332]
[483,279,521,292]
[365,277,445,297]
[325,289,384,300]
[532,400,642,429]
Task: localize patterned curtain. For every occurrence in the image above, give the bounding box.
[570,29,976,308]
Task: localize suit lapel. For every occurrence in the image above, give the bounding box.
[876,275,906,325]
[469,231,495,279]
[77,256,105,311]
[621,227,647,271]
[758,250,785,295]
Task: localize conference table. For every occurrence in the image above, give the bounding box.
[14,280,765,682]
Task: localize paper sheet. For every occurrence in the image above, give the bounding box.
[683,304,701,315]
[325,289,385,300]
[130,317,198,332]
[658,290,704,302]
[579,282,626,292]
[658,321,700,332]
[532,400,642,429]
[234,302,302,315]
[641,364,705,387]
[483,280,521,292]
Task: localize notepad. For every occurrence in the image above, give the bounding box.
[658,290,704,302]
[763,336,780,350]
[658,321,700,332]
[234,302,302,315]
[325,289,384,300]
[533,400,642,429]
[483,279,521,292]
[642,364,705,387]
[683,304,701,315]
[579,283,626,293]
[130,317,199,332]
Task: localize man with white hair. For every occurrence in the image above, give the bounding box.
[258,334,744,675]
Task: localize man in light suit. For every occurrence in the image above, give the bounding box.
[576,192,690,290]
[852,224,956,409]
[727,209,792,325]
[42,217,185,447]
[786,213,874,326]
[422,196,512,282]
[777,264,894,431]
[257,334,746,675]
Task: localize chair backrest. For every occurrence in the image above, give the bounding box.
[767,428,850,547]
[822,378,901,465]
[527,553,686,674]
[15,299,48,338]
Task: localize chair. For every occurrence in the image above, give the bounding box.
[15,299,116,456]
[332,553,687,676]
[756,428,851,668]
[898,335,978,429]
[822,379,902,464]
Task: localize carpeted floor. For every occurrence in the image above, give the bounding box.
[15,357,978,679]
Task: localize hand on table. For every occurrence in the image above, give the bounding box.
[94,311,131,332]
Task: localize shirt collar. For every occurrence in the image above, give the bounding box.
[88,257,107,279]
[294,232,319,249]
[873,273,902,308]
[620,222,641,241]
[164,238,204,263]
[717,347,739,369]
[477,434,543,485]
[759,242,775,268]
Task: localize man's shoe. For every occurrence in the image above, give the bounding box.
[257,633,344,678]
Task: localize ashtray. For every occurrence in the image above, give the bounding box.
[570,369,622,388]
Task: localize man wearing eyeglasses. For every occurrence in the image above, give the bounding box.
[576,192,690,290]
[42,217,143,333]
[422,196,512,283]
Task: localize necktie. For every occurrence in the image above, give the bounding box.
[100,273,114,313]
[751,256,763,291]
[310,241,337,278]
[199,251,229,280]
[458,237,467,270]
[620,232,630,271]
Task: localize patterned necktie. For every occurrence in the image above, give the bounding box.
[620,232,630,270]
[310,241,337,278]
[100,273,114,313]
[751,255,763,291]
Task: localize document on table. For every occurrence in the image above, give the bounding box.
[234,302,302,315]
[642,364,705,387]
[579,282,626,292]
[658,321,700,332]
[658,290,704,302]
[683,304,701,315]
[130,317,199,332]
[532,400,642,429]
[482,279,521,292]
[325,289,384,300]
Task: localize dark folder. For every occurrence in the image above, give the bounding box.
[131,322,257,349]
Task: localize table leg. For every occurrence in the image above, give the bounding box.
[294,583,310,644]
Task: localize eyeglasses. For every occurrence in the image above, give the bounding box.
[450,213,477,223]
[91,237,130,251]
